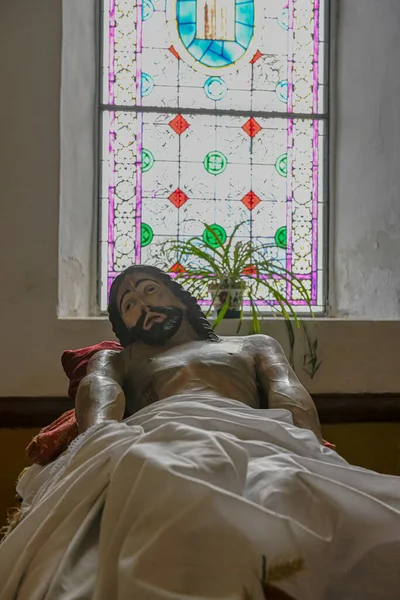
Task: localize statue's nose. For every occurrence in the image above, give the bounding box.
[140,302,156,317]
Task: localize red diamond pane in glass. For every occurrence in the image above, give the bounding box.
[169,114,190,135]
[242,265,257,276]
[168,188,189,208]
[170,262,186,274]
[241,191,261,211]
[242,117,262,138]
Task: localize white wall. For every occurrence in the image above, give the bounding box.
[332,0,400,318]
[0,0,399,398]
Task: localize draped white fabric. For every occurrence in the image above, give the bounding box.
[1,395,400,600]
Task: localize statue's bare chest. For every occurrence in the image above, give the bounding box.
[122,338,258,411]
[125,338,251,378]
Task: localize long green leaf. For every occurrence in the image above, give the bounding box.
[251,272,300,326]
[255,257,312,306]
[221,221,248,273]
[237,297,245,334]
[212,289,232,329]
[284,318,296,368]
[166,236,225,264]
[248,291,261,334]
[174,243,225,274]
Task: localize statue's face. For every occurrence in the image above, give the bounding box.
[116,272,185,346]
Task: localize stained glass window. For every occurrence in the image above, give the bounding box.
[100,0,329,312]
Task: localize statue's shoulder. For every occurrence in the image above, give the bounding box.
[224,334,280,353]
[89,346,124,366]
[218,334,270,350]
[86,346,126,383]
[219,334,275,344]
[218,335,245,345]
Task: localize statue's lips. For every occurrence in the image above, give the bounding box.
[142,313,167,331]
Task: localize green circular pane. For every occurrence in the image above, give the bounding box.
[275,153,288,177]
[202,224,227,248]
[274,226,287,249]
[203,151,228,175]
[141,223,154,247]
[142,148,154,172]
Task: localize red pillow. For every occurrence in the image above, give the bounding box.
[26,341,122,465]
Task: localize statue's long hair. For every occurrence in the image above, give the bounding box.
[108,265,220,347]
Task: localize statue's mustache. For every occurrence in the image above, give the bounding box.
[134,306,180,330]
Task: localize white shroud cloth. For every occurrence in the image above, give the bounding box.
[1,395,400,600]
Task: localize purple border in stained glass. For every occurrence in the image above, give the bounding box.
[108,0,116,279]
[108,113,116,273]
[311,121,319,302]
[286,0,294,302]
[107,276,113,299]
[135,0,144,264]
[108,0,115,105]
[313,0,320,114]
[311,0,320,301]
[287,1,294,114]
[286,118,294,302]
[197,299,311,307]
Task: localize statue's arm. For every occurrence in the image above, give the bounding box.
[75,349,126,433]
[251,334,323,442]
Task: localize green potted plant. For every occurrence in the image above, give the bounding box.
[157,222,321,377]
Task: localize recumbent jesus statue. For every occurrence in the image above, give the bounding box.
[76,265,323,444]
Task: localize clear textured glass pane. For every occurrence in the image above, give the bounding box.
[100,111,326,311]
[102,0,328,115]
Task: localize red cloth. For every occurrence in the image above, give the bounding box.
[26,341,122,465]
[26,339,335,464]
[26,409,79,465]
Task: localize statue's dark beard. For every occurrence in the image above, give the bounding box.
[127,306,183,346]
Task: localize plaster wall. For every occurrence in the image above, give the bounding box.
[0,0,399,397]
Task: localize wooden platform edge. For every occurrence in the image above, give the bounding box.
[1,394,400,428]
